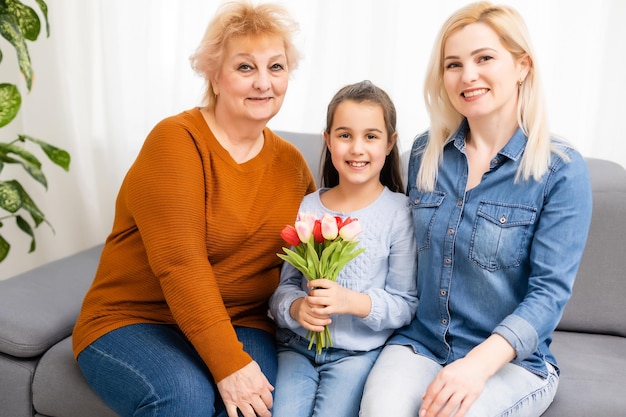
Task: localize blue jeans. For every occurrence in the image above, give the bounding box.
[76,323,277,417]
[273,328,381,417]
[360,345,559,417]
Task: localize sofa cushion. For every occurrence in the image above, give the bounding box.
[556,189,626,336]
[0,245,103,358]
[585,157,626,192]
[544,331,626,416]
[274,130,324,183]
[32,337,118,417]
[0,353,39,417]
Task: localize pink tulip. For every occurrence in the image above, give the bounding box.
[295,219,313,243]
[321,213,339,240]
[297,212,317,224]
[339,219,362,242]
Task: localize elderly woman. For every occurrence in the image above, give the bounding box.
[72,2,315,417]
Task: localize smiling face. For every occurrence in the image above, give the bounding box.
[442,22,529,125]
[324,100,395,190]
[212,35,289,125]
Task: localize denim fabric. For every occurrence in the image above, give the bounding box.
[360,345,558,417]
[273,328,380,417]
[77,323,277,417]
[391,121,593,378]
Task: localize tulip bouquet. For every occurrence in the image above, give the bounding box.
[278,212,365,354]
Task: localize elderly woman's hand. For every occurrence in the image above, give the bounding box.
[217,361,274,417]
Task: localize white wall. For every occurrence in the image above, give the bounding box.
[1,0,624,279]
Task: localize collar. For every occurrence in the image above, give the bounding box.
[447,119,528,162]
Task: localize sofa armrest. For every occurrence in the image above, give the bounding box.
[0,245,103,358]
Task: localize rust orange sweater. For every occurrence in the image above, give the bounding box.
[72,108,315,382]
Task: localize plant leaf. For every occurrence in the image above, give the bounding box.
[0,152,20,166]
[14,181,48,227]
[0,180,22,212]
[0,0,55,264]
[0,142,47,187]
[0,180,48,227]
[5,0,42,41]
[16,214,35,252]
[21,135,70,171]
[33,0,49,37]
[318,240,341,277]
[277,248,310,277]
[0,83,21,127]
[0,13,33,90]
[335,248,365,272]
[0,233,9,262]
[0,141,42,167]
[305,240,320,279]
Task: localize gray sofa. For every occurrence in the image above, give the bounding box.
[1,131,625,417]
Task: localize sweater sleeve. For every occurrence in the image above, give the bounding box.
[362,197,418,331]
[125,117,251,382]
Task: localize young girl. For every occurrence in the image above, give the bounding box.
[269,80,418,417]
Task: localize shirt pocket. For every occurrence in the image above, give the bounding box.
[409,189,445,253]
[469,201,537,271]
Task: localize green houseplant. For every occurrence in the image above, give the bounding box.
[0,0,70,262]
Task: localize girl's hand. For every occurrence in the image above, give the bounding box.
[289,296,332,332]
[307,279,371,318]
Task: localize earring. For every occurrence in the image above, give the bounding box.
[518,79,524,88]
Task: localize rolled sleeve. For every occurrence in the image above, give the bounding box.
[493,314,538,360]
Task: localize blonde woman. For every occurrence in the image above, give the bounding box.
[360,2,592,417]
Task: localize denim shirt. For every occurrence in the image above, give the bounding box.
[390,121,592,378]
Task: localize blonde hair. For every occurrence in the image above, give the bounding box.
[190,1,301,109]
[418,1,563,191]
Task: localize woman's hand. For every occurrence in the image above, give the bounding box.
[419,356,488,417]
[217,361,274,417]
[419,334,515,417]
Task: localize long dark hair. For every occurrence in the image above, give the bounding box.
[321,80,404,193]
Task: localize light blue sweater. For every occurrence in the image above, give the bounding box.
[269,187,418,351]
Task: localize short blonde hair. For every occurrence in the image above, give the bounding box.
[418,1,560,191]
[190,1,301,109]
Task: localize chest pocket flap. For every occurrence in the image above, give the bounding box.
[476,201,537,227]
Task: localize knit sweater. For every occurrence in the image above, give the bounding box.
[72,108,316,382]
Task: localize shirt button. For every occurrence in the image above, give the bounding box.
[457,200,463,207]
[448,228,454,235]
[440,290,447,296]
[500,216,506,223]
[414,198,420,204]
[442,319,448,325]
[444,258,451,264]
